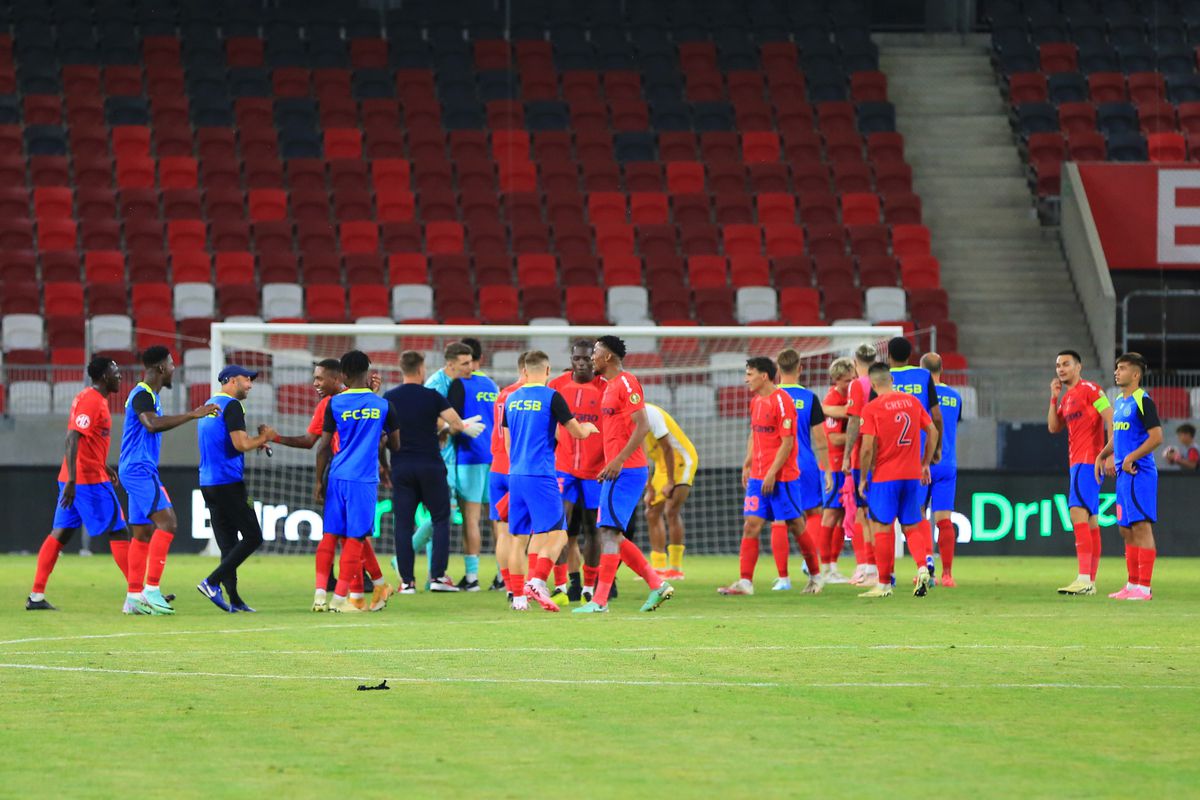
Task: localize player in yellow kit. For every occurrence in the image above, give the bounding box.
[643,402,699,579]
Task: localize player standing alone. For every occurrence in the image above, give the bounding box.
[26,357,130,611]
[1096,353,1162,601]
[1049,349,1113,596]
[921,353,963,587]
[642,402,697,580]
[119,346,218,615]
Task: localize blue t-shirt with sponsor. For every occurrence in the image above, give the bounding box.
[197,393,247,486]
[119,382,163,476]
[889,365,939,412]
[1113,389,1160,473]
[777,384,826,475]
[503,384,574,477]
[449,371,499,465]
[323,388,400,483]
[934,383,962,468]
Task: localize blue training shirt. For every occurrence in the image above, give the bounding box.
[503,384,574,477]
[777,384,826,475]
[934,383,962,468]
[197,393,247,486]
[1113,389,1161,473]
[119,381,163,475]
[890,365,939,411]
[449,371,499,465]
[323,388,400,483]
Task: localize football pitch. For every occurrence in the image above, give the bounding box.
[2,554,1198,798]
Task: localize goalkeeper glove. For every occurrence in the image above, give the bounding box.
[461,414,486,439]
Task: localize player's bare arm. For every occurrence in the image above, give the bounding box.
[1047,377,1064,434]
[842,416,861,472]
[930,402,944,463]
[1120,425,1162,475]
[564,418,599,439]
[822,401,850,418]
[313,431,334,502]
[137,403,221,434]
[599,406,649,481]
[229,425,276,453]
[657,433,677,497]
[920,421,938,485]
[741,432,753,489]
[762,434,793,496]
[275,431,319,449]
[858,434,875,496]
[59,429,83,508]
[811,423,832,492]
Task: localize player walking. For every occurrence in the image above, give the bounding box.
[1050,349,1113,596]
[642,402,697,580]
[574,335,674,614]
[26,357,130,611]
[447,337,498,590]
[118,346,219,615]
[818,358,856,583]
[857,363,938,598]
[502,351,598,611]
[920,353,963,587]
[1096,353,1162,601]
[771,348,832,589]
[719,356,822,596]
[195,365,276,612]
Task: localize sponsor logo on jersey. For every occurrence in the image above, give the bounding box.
[340,407,382,421]
[75,413,92,429]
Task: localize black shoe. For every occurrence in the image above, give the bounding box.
[488,573,505,591]
[609,577,618,599]
[567,581,583,603]
[25,597,57,610]
[457,576,481,592]
[164,593,176,603]
[363,571,375,592]
[326,573,339,593]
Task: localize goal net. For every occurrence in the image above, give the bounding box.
[205,322,901,558]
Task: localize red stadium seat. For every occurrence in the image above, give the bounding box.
[757,193,796,225]
[45,282,85,316]
[349,285,389,317]
[687,255,727,289]
[479,285,521,324]
[84,251,125,284]
[891,224,931,259]
[1148,132,1187,162]
[630,192,669,224]
[1039,43,1078,74]
[516,254,558,287]
[305,284,348,322]
[841,193,880,225]
[772,255,814,288]
[131,283,172,318]
[764,223,805,258]
[722,224,762,257]
[1008,72,1048,104]
[425,221,464,254]
[33,187,72,220]
[37,219,77,251]
[214,252,255,285]
[730,255,771,288]
[883,192,923,225]
[216,285,260,317]
[602,254,642,286]
[666,162,705,194]
[565,286,607,325]
[900,255,941,290]
[742,131,781,163]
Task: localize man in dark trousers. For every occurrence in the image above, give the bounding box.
[195,365,277,612]
[384,350,486,593]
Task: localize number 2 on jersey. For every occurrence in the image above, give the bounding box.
[894,413,913,446]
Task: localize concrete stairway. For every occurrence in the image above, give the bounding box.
[880,35,1099,420]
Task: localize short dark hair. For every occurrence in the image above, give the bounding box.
[316,358,341,373]
[1116,352,1148,379]
[595,334,627,360]
[1057,349,1083,364]
[746,356,777,381]
[400,350,424,376]
[887,336,912,363]
[1178,423,1196,437]
[776,348,801,374]
[571,337,594,351]
[460,336,482,361]
[868,362,892,380]
[141,345,171,368]
[87,355,115,381]
[444,342,472,362]
[340,349,370,380]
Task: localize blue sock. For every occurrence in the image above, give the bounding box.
[464,555,479,579]
[412,520,432,552]
[426,541,433,574]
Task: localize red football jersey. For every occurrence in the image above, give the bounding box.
[549,372,606,478]
[490,380,522,474]
[600,370,648,469]
[1056,380,1109,465]
[823,386,848,470]
[859,391,933,483]
[845,375,871,469]
[308,389,343,454]
[58,387,114,484]
[749,388,800,482]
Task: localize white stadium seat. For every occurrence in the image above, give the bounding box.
[52,381,82,414]
[958,385,979,419]
[89,315,133,351]
[1191,387,1200,418]
[735,287,778,324]
[183,348,212,386]
[607,286,649,324]
[673,384,717,418]
[643,383,674,407]
[864,287,907,323]
[262,284,304,320]
[708,351,748,387]
[354,317,397,351]
[221,316,265,349]
[391,284,433,320]
[273,349,316,385]
[248,381,275,414]
[528,317,569,353]
[8,381,51,415]
[490,349,521,384]
[2,314,44,351]
[173,283,215,320]
[831,318,871,326]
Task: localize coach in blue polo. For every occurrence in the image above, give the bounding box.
[195,365,277,612]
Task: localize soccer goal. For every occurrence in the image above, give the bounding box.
[206,321,902,556]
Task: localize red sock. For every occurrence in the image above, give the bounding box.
[851,523,870,565]
[1125,544,1139,585]
[864,536,876,567]
[145,529,173,586]
[618,538,662,589]
[909,520,933,567]
[553,562,568,587]
[508,572,525,594]
[350,568,364,594]
[1138,548,1155,589]
[583,564,598,586]
[361,538,383,581]
[527,552,537,575]
[796,514,821,575]
[936,519,956,573]
[1089,527,1101,581]
[315,533,338,589]
[334,537,364,596]
[770,522,790,577]
[109,539,130,579]
[874,530,896,585]
[819,524,837,564]
[593,553,621,605]
[31,536,64,594]
[533,556,554,582]
[1072,522,1093,576]
[739,537,760,581]
[126,537,149,593]
[500,567,510,586]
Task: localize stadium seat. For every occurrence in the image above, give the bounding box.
[565,286,607,325]
[865,287,907,323]
[1148,132,1187,162]
[607,286,650,324]
[2,314,44,351]
[735,287,778,324]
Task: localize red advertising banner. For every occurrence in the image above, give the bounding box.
[1076,162,1200,270]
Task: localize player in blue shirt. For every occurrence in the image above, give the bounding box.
[117,345,219,615]
[921,353,963,587]
[774,348,832,591]
[314,351,402,613]
[446,337,499,590]
[1096,353,1163,601]
[501,350,598,612]
[194,365,277,613]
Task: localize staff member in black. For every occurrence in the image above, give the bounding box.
[384,350,485,593]
[195,365,277,612]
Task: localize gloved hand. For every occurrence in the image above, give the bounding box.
[461,414,486,439]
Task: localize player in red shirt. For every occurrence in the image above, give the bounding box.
[857,363,938,598]
[489,352,526,602]
[1048,349,1113,596]
[548,338,607,603]
[818,358,857,582]
[719,356,822,596]
[274,358,392,611]
[573,335,674,614]
[27,357,130,610]
[826,343,880,584]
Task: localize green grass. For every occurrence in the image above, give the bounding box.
[2,553,1199,799]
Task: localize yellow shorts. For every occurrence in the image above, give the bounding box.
[647,452,698,506]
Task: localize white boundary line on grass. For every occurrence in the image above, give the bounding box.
[0,663,1196,691]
